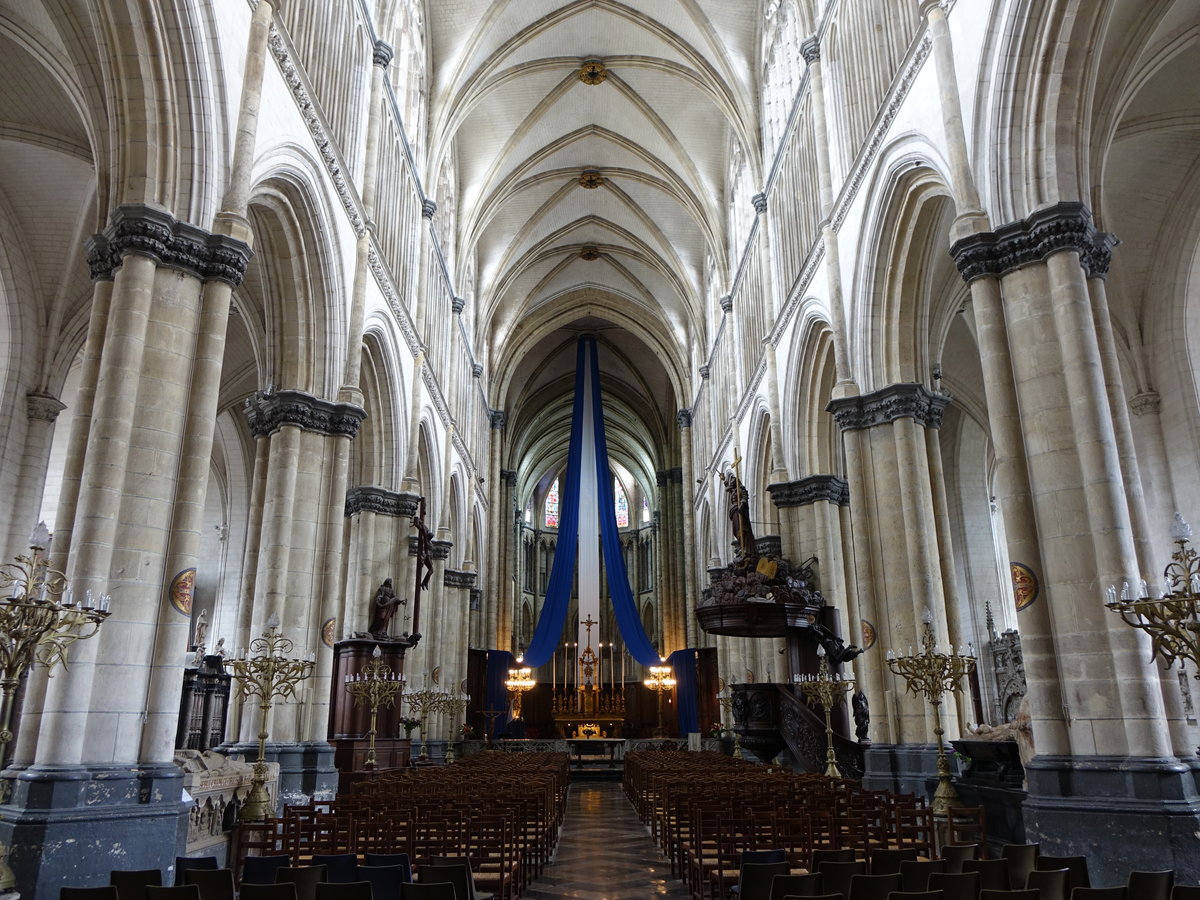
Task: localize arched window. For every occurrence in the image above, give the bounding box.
[615,477,629,528]
[641,495,650,523]
[545,478,559,528]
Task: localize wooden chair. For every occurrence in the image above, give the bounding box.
[938,846,978,875]
[144,887,201,900]
[276,866,327,900]
[884,892,946,900]
[1025,867,1068,900]
[816,862,867,899]
[768,873,825,900]
[737,862,792,900]
[926,871,981,900]
[428,856,493,900]
[979,891,1039,900]
[846,873,901,900]
[963,858,1010,892]
[313,854,360,885]
[239,886,298,900]
[62,888,119,900]
[174,858,218,886]
[356,865,412,900]
[363,855,413,885]
[313,883,373,900]
[398,885,457,900]
[945,809,987,855]
[1038,856,1090,893]
[999,843,1039,892]
[1069,889,1128,900]
[869,849,919,876]
[1171,888,1200,900]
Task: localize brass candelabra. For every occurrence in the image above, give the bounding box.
[505,659,536,719]
[403,681,449,760]
[441,691,470,763]
[228,614,315,820]
[886,616,976,815]
[0,523,111,891]
[343,645,403,770]
[643,662,676,738]
[1105,513,1200,680]
[796,648,855,778]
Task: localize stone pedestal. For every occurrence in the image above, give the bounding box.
[175,750,277,864]
[1023,755,1200,884]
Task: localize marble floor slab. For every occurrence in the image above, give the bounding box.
[522,782,690,899]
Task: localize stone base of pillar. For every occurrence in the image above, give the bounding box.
[1023,754,1200,884]
[223,741,338,807]
[862,742,947,799]
[0,763,188,900]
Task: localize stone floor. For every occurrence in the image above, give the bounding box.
[522,781,690,899]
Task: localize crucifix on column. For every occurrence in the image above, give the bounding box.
[580,615,598,686]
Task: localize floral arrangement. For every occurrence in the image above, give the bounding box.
[398,716,421,736]
[708,722,727,738]
[461,723,474,739]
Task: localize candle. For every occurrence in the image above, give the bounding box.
[552,649,557,691]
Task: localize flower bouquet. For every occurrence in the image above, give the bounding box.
[398,716,421,738]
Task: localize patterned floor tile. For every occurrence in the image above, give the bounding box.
[524,782,690,899]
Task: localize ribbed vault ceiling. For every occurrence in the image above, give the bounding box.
[428,0,762,482]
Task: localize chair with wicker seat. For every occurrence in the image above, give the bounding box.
[900,860,946,893]
[1128,870,1174,900]
[181,869,235,900]
[847,873,902,900]
[817,862,868,898]
[946,809,986,854]
[963,858,1010,892]
[111,869,164,900]
[770,873,825,900]
[926,871,981,900]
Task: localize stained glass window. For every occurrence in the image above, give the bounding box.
[545,478,559,528]
[615,477,629,528]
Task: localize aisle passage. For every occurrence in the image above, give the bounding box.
[524,782,689,899]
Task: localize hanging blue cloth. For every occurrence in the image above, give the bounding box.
[484,650,515,738]
[521,336,660,667]
[522,341,587,666]
[668,648,700,734]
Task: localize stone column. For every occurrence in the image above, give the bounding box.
[4,393,65,560]
[493,455,515,652]
[678,410,699,649]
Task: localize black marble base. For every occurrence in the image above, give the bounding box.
[1023,754,1200,885]
[0,763,189,900]
[222,740,338,808]
[862,743,954,800]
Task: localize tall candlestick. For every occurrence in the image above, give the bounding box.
[552,649,556,691]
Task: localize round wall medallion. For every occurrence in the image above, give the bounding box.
[321,617,336,648]
[579,169,604,189]
[1011,561,1039,611]
[580,246,601,260]
[860,618,877,649]
[170,568,196,616]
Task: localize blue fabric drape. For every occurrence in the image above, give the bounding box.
[588,336,660,666]
[668,648,700,734]
[522,335,660,668]
[485,650,515,738]
[523,341,588,667]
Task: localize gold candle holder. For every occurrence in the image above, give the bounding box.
[344,645,404,770]
[403,681,449,760]
[796,649,855,778]
[1105,513,1200,679]
[886,616,976,816]
[643,662,676,738]
[0,524,111,891]
[228,614,315,821]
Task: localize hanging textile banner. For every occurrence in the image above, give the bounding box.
[522,336,660,667]
[668,648,700,735]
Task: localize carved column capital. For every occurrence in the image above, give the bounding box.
[490,409,507,429]
[243,388,367,439]
[800,37,820,64]
[500,469,518,488]
[950,201,1118,283]
[1129,391,1161,417]
[826,383,950,431]
[344,485,420,517]
[767,474,850,508]
[26,391,66,422]
[472,363,483,378]
[444,569,477,589]
[676,408,693,428]
[372,40,394,68]
[421,199,437,219]
[451,296,465,314]
[751,193,767,214]
[720,295,733,314]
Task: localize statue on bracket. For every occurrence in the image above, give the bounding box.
[368,577,404,639]
[810,622,863,665]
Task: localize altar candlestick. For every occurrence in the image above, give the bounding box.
[552,649,556,691]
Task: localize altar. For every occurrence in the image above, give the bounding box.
[566,736,624,768]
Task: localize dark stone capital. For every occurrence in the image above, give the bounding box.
[720,295,733,314]
[751,193,767,214]
[800,37,820,64]
[677,408,692,428]
[950,201,1118,283]
[655,468,682,487]
[699,365,710,380]
[26,391,66,423]
[243,388,367,439]
[500,469,517,488]
[373,40,394,68]
[451,296,465,314]
[490,409,506,429]
[472,363,483,378]
[421,199,437,219]
[86,203,253,285]
[430,539,453,561]
[344,485,420,517]
[826,383,949,431]
[444,569,477,589]
[767,474,850,508]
